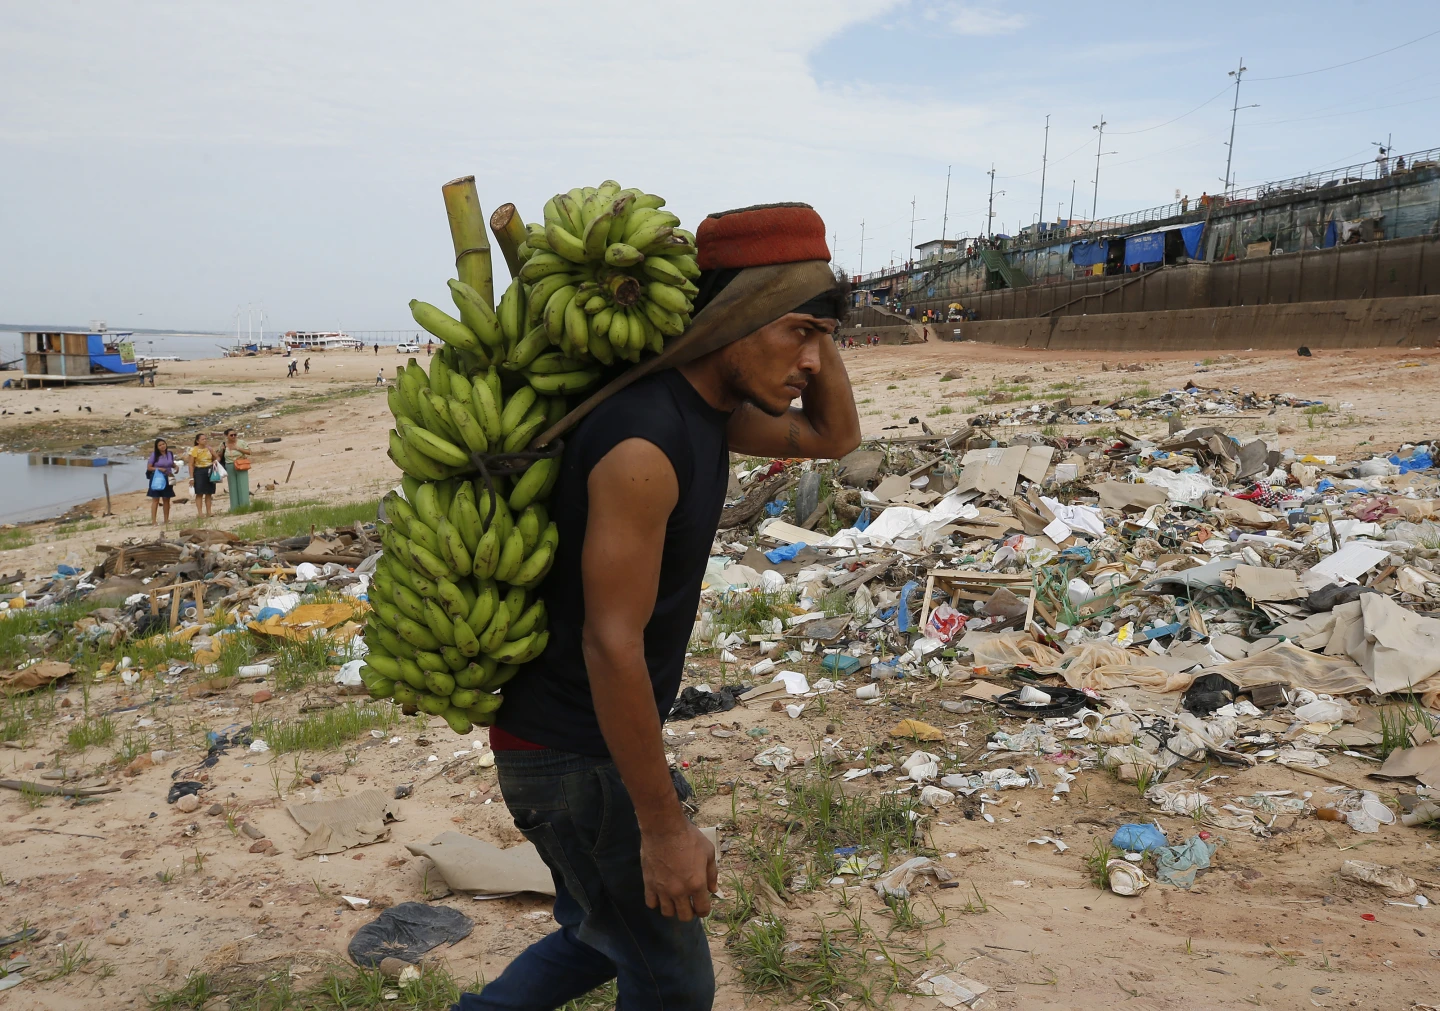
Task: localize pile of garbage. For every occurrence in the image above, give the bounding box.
[969,380,1326,429]
[682,413,1440,898]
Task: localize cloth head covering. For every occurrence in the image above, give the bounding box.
[535,202,841,446]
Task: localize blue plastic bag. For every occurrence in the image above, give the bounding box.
[763,499,788,517]
[764,542,806,564]
[1111,823,1168,852]
[149,469,168,492]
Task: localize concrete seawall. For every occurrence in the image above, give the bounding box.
[941,295,1440,351]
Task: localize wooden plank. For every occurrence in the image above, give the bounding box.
[918,574,936,629]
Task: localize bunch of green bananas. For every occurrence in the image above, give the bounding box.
[385,354,569,482]
[359,467,558,734]
[502,181,696,373]
[363,341,564,733]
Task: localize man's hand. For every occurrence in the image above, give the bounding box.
[641,821,719,921]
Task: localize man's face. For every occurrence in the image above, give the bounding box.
[720,312,838,416]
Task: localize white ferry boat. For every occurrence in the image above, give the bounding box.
[283,331,364,352]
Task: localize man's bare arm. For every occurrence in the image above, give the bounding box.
[727,333,861,459]
[581,438,717,920]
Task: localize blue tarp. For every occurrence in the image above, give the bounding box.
[86,334,137,374]
[1070,239,1108,267]
[1124,231,1164,266]
[1123,223,1205,267]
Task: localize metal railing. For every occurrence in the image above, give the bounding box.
[849,144,1440,281]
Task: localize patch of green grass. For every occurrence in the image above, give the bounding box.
[1303,404,1330,416]
[559,981,617,1011]
[0,527,36,551]
[253,701,401,755]
[232,500,377,541]
[146,959,475,1011]
[67,714,116,751]
[1040,425,1061,438]
[1048,381,1080,390]
[0,599,107,669]
[1083,838,1118,890]
[1378,697,1440,758]
[272,635,336,692]
[713,590,794,636]
[227,500,276,516]
[1128,384,1154,399]
[926,405,955,417]
[1088,425,1118,442]
[886,384,898,390]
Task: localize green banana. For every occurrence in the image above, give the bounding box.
[525,352,590,375]
[364,676,396,700]
[391,681,418,707]
[470,380,503,441]
[417,692,450,716]
[563,294,590,355]
[471,523,502,579]
[507,599,547,640]
[512,539,556,589]
[504,324,551,371]
[542,284,578,342]
[429,353,453,399]
[423,598,457,647]
[433,517,469,578]
[382,492,415,537]
[642,257,687,285]
[410,299,482,353]
[425,671,456,696]
[517,504,542,555]
[421,391,463,444]
[453,615,480,657]
[493,526,527,583]
[639,298,686,338]
[453,659,492,689]
[408,541,453,583]
[396,615,442,652]
[390,435,451,483]
[450,491,483,555]
[392,583,426,623]
[526,369,602,396]
[441,645,468,671]
[544,222,588,263]
[387,386,416,424]
[448,279,502,348]
[525,272,578,326]
[478,600,511,653]
[645,281,691,315]
[483,663,522,690]
[667,252,701,279]
[373,624,415,662]
[443,707,472,735]
[500,386,538,435]
[518,252,573,283]
[498,277,525,347]
[604,242,645,267]
[415,649,449,674]
[502,413,547,454]
[487,632,537,664]
[448,396,489,453]
[467,578,498,633]
[449,688,480,710]
[449,370,473,405]
[433,577,468,621]
[508,456,556,511]
[396,658,428,691]
[412,482,444,531]
[371,598,403,631]
[405,423,471,469]
[364,653,401,680]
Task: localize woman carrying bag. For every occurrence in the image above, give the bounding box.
[220,428,252,511]
[146,438,177,526]
[186,433,221,519]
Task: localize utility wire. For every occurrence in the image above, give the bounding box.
[1249,27,1440,81]
[997,136,1092,179]
[1248,91,1440,128]
[1108,84,1232,135]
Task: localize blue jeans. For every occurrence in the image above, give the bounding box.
[453,749,714,1011]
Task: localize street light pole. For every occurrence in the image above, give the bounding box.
[1223,58,1248,197]
[859,219,865,276]
[987,164,996,239]
[1038,113,1050,229]
[1091,114,1107,221]
[939,165,952,265]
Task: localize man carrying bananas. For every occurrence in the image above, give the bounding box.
[458,203,860,1010]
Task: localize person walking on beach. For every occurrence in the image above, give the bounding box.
[375,370,385,386]
[145,438,177,526]
[287,360,298,378]
[374,343,380,355]
[303,357,311,374]
[459,201,860,1011]
[186,433,218,519]
[219,428,251,511]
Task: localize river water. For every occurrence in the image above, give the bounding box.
[0,452,150,524]
[0,330,231,364]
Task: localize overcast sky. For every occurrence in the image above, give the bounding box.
[3,1,1436,333]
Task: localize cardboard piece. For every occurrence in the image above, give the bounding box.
[954,446,1030,497]
[0,660,72,694]
[405,832,556,896]
[287,788,403,856]
[960,680,1011,701]
[1092,482,1169,512]
[758,520,817,546]
[249,602,360,642]
[1304,542,1389,590]
[1326,593,1440,695]
[1373,740,1440,788]
[1231,565,1305,602]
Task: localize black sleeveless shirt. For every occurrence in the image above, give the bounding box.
[496,369,730,756]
